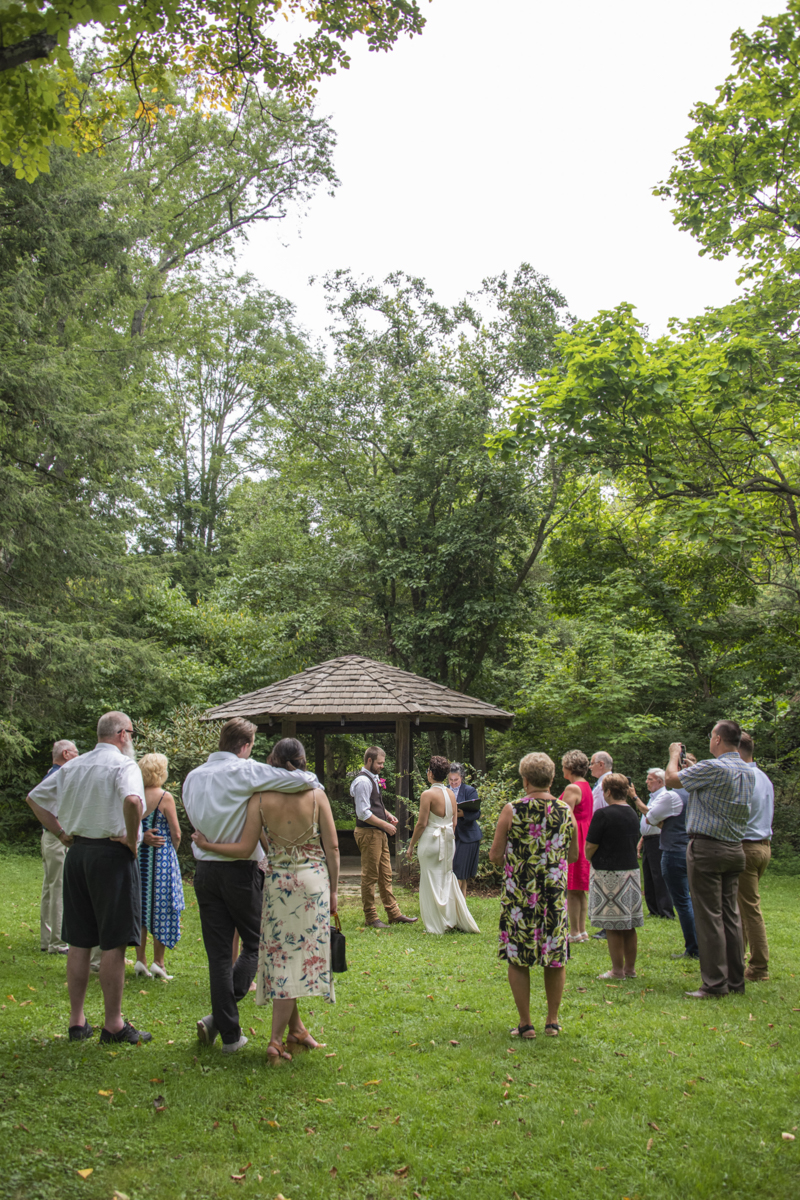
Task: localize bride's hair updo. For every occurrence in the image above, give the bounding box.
[268,737,307,771]
[428,755,450,782]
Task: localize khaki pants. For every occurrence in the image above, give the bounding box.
[738,840,771,974]
[354,827,401,924]
[40,831,68,952]
[687,836,746,995]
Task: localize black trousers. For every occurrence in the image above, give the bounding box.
[194,860,263,1044]
[641,837,674,918]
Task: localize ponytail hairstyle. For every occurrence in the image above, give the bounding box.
[267,737,307,772]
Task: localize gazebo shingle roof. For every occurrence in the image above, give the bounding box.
[202,655,513,728]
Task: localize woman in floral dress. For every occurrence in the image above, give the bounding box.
[489,752,578,1038]
[192,738,339,1062]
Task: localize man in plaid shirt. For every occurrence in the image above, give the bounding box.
[665,720,754,999]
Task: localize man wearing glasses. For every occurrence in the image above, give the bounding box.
[25,711,151,1044]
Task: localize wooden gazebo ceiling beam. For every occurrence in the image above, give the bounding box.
[251,714,513,733]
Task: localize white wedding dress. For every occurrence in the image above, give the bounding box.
[417,786,480,934]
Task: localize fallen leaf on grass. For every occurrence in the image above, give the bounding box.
[166,1040,174,1045]
[739,1041,752,1047]
[393,1115,401,1124]
[112,1191,129,1200]
[97,1090,113,1098]
[75,1169,93,1179]
[449,1040,460,1046]
[265,1120,280,1129]
[304,1127,315,1135]
[138,990,148,995]
[506,1048,517,1054]
[325,1052,336,1058]
[646,1138,654,1151]
[368,1124,380,1131]
[249,1027,257,1036]
[363,1079,381,1086]
[648,1122,660,1131]
[329,1167,338,1177]
[782,1133,796,1141]
[212,1121,219,1128]
[316,1098,332,1104]
[150,1078,163,1083]
[14,1123,30,1133]
[614,1052,626,1058]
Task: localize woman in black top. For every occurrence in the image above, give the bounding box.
[585,773,644,980]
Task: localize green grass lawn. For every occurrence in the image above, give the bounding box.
[1,852,799,1200]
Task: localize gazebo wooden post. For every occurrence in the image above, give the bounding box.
[395,717,411,881]
[314,728,326,789]
[469,718,486,774]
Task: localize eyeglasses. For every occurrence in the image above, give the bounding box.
[118,728,135,736]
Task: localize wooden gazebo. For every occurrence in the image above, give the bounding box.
[201,654,513,840]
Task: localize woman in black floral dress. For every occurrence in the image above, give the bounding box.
[489,752,578,1038]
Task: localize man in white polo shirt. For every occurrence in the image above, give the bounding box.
[26,712,150,1044]
[182,717,320,1053]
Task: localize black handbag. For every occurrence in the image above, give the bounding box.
[330,911,347,973]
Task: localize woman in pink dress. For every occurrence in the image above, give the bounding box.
[559,750,594,943]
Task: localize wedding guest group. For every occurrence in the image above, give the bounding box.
[25,712,151,1044]
[406,756,480,934]
[449,761,482,896]
[182,718,323,1053]
[350,745,416,929]
[135,753,185,981]
[35,739,78,955]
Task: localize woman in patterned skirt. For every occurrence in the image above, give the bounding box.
[135,754,185,980]
[489,752,578,1039]
[192,738,339,1062]
[585,772,644,979]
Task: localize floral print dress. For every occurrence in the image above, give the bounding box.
[255,798,335,1005]
[498,796,573,968]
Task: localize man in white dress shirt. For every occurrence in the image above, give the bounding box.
[588,751,613,939]
[350,746,417,928]
[26,712,150,1044]
[737,732,774,982]
[634,769,675,919]
[183,717,321,1052]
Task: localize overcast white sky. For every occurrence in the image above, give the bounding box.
[245,0,772,342]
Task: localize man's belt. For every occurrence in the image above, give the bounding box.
[72,835,117,844]
[742,837,771,844]
[689,832,742,845]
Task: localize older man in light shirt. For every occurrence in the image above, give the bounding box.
[36,739,78,955]
[634,769,675,920]
[183,718,322,1053]
[737,732,774,982]
[26,712,149,1044]
[644,769,699,960]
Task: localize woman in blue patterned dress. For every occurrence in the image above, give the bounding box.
[489,752,578,1038]
[135,754,185,980]
[192,738,339,1063]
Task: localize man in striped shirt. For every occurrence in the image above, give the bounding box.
[666,720,754,999]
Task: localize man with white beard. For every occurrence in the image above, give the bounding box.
[25,711,151,1044]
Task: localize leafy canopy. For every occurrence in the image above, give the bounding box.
[0,1,427,179]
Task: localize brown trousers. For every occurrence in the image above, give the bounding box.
[354,826,401,924]
[738,840,771,974]
[687,836,746,995]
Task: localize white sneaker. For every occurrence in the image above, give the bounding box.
[134,961,152,978]
[220,1035,248,1054]
[150,962,174,981]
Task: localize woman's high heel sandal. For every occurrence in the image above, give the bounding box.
[287,1029,325,1050]
[266,1041,292,1062]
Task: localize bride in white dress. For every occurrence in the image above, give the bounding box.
[406,756,480,935]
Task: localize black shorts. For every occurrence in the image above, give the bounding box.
[62,840,142,950]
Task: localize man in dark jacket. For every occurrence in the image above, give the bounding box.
[449,763,482,897]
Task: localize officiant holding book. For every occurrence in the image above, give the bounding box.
[449,762,482,896]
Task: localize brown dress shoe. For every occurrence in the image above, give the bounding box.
[744,967,769,982]
[388,914,418,924]
[367,919,389,929]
